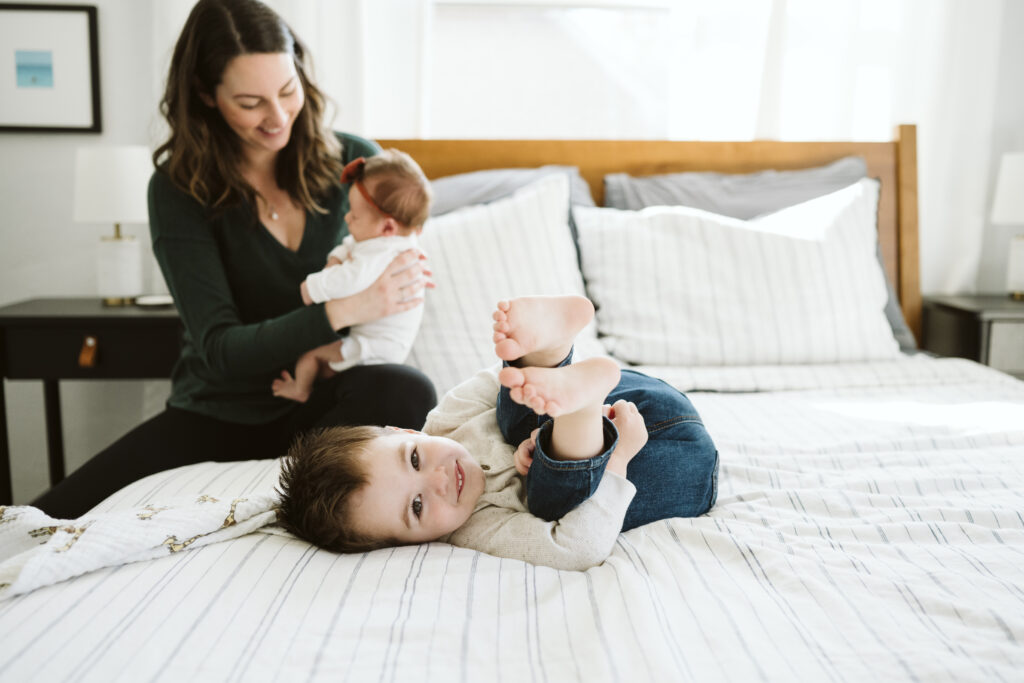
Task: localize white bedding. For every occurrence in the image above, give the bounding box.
[1,356,1022,681]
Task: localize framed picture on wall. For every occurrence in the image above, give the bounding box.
[0,3,102,133]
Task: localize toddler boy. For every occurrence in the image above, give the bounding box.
[278,296,718,570]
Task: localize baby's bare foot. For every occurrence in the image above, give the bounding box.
[492,295,594,367]
[498,357,620,417]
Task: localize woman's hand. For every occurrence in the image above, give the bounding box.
[604,400,647,478]
[513,428,541,476]
[323,249,433,330]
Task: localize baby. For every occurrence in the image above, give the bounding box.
[277,295,718,570]
[272,149,433,402]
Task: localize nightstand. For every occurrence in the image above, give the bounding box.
[0,298,183,504]
[922,294,1024,379]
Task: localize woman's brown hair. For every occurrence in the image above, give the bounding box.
[154,0,342,214]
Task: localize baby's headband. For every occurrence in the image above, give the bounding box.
[341,157,395,221]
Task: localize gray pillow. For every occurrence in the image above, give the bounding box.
[431,165,595,216]
[604,156,868,217]
[603,157,917,351]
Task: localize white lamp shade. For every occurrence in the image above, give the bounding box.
[73,146,152,224]
[991,152,1024,225]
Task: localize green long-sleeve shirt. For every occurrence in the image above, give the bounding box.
[148,132,381,424]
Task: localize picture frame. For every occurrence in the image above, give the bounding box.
[0,3,101,133]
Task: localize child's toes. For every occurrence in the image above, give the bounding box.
[494,338,524,361]
[499,366,525,388]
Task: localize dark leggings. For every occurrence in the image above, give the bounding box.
[31,363,436,519]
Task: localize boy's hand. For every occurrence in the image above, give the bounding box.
[604,400,647,477]
[513,428,540,476]
[300,280,313,305]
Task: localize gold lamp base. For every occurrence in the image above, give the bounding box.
[102,297,136,307]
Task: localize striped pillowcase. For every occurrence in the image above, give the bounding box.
[407,174,596,396]
[574,179,900,366]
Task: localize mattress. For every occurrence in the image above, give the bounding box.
[1,356,1022,681]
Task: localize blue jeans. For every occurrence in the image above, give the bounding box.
[496,354,718,531]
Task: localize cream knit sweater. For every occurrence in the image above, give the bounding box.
[428,366,636,571]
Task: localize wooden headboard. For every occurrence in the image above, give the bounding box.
[379,124,921,341]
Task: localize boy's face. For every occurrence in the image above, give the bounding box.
[345,181,389,242]
[347,430,486,544]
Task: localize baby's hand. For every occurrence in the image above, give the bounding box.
[604,400,647,477]
[325,255,343,268]
[513,428,540,476]
[300,280,313,305]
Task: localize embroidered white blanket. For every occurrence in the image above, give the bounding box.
[0,493,279,600]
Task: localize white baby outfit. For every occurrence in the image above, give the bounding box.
[304,234,423,371]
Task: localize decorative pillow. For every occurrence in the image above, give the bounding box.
[408,174,603,396]
[430,165,596,216]
[575,179,900,366]
[603,158,917,351]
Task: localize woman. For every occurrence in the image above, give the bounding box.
[32,0,436,518]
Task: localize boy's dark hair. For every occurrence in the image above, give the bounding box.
[277,425,394,553]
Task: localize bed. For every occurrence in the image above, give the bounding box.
[2,126,1023,681]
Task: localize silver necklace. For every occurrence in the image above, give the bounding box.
[261,195,279,221]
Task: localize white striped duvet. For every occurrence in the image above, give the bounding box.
[1,356,1022,682]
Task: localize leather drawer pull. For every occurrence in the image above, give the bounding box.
[78,335,98,368]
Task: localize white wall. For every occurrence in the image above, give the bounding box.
[977,0,1024,292]
[1,0,168,504]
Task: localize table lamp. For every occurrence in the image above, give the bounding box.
[991,151,1024,301]
[73,146,152,306]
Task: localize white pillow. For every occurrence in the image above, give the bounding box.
[573,178,900,366]
[408,174,601,396]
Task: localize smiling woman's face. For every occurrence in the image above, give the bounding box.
[346,431,487,545]
[208,52,304,156]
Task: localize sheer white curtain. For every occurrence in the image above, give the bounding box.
[151,0,1016,294]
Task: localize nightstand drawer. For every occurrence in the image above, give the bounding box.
[989,322,1024,375]
[3,324,180,379]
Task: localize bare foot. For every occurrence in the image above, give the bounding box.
[498,357,620,417]
[271,370,311,403]
[492,295,594,367]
